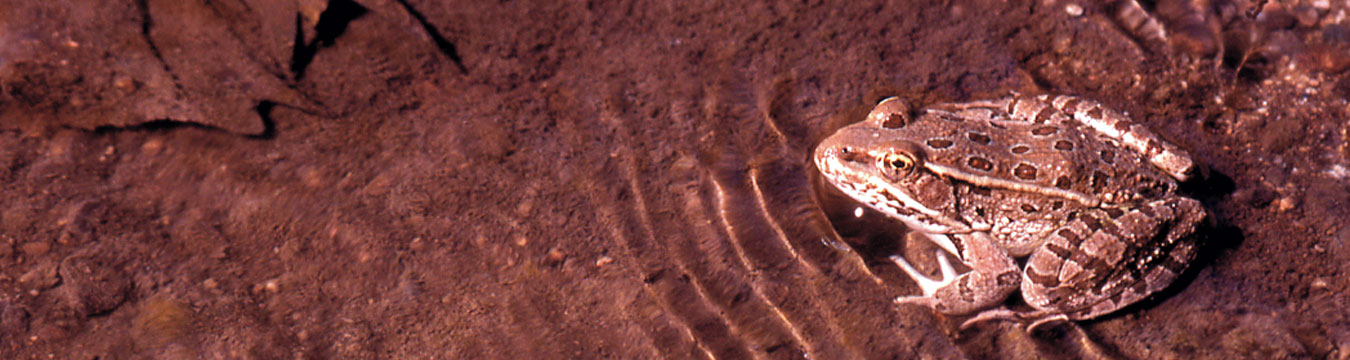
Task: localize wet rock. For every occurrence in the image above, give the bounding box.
[56,250,132,317]
[19,241,51,257]
[331,320,378,358]
[132,295,193,351]
[1234,187,1278,208]
[0,300,30,334]
[18,261,60,292]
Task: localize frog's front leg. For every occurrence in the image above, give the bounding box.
[891,231,1020,315]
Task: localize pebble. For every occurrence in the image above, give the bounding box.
[141,138,164,155]
[1310,278,1329,290]
[58,252,132,316]
[545,247,566,265]
[1273,197,1297,212]
[132,295,192,349]
[113,75,135,90]
[1065,3,1084,17]
[20,242,51,257]
[18,262,59,291]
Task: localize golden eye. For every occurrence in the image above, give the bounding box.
[883,152,917,174]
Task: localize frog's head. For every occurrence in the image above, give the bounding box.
[813,97,971,235]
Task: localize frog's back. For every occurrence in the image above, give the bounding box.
[904,108,1176,205]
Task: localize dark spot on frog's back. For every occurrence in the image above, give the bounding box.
[1099,149,1115,164]
[1090,171,1110,190]
[1031,126,1058,136]
[967,156,994,171]
[1034,107,1054,123]
[1013,163,1038,180]
[926,138,954,149]
[966,132,992,145]
[1055,176,1073,189]
[1087,107,1104,120]
[1062,98,1082,112]
[882,113,907,129]
[1054,140,1075,151]
[1010,145,1031,154]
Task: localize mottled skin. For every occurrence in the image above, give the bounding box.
[814,94,1207,323]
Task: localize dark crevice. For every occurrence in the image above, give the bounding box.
[290,0,369,80]
[134,0,186,93]
[87,120,221,135]
[83,101,277,139]
[248,101,279,140]
[394,0,469,74]
[202,1,294,82]
[290,11,307,80]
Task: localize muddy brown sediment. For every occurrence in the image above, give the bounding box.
[1,1,1348,358]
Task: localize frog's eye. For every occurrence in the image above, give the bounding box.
[882,152,919,175]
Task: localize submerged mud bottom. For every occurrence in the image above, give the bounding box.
[1,0,1348,358]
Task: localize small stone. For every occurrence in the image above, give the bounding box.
[113,76,135,90]
[594,256,613,267]
[202,278,218,289]
[1273,197,1297,212]
[58,251,132,316]
[515,196,535,217]
[132,295,192,349]
[1310,278,1329,290]
[19,242,50,257]
[0,300,29,334]
[141,138,163,155]
[1052,34,1074,54]
[299,166,327,188]
[0,241,12,260]
[18,262,59,290]
[1064,3,1083,16]
[56,232,75,246]
[545,247,566,265]
[264,279,280,293]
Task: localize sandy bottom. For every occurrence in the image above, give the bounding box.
[1,1,1348,358]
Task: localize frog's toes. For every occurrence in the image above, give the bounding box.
[958,307,1022,330]
[957,309,1070,332]
[1025,313,1072,333]
[889,250,958,297]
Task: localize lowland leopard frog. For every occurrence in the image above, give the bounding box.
[813,93,1207,324]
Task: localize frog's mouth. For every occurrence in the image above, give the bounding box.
[814,144,971,236]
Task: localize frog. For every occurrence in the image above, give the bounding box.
[812,93,1208,326]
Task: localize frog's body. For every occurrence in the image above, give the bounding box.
[813,94,1207,322]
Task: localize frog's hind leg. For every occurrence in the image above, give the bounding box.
[1021,197,1206,320]
[892,232,1020,316]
